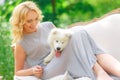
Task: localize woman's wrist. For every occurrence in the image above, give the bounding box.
[31,67,35,75]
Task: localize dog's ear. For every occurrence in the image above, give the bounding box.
[51,28,58,35]
[65,30,72,38]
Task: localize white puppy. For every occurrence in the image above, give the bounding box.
[44,28,72,65]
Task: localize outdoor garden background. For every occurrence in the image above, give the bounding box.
[0,0,120,80]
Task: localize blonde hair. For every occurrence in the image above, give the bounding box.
[10,1,43,46]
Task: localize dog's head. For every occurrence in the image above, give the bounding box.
[48,28,72,57]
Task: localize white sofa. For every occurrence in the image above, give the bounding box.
[69,13,120,62]
[84,14,120,62]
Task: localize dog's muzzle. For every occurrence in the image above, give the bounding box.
[55,47,63,57]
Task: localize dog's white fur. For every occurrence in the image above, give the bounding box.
[44,28,72,65]
[48,71,91,80]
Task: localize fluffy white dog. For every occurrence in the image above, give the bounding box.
[44,28,72,65]
[48,71,91,80]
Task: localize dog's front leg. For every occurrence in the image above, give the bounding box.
[44,49,55,65]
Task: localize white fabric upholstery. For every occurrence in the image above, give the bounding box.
[14,76,41,80]
[82,14,120,61]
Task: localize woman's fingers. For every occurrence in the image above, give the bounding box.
[33,65,44,74]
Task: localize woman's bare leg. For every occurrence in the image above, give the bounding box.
[96,53,120,77]
[93,62,113,80]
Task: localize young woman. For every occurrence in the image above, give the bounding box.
[10,1,120,80]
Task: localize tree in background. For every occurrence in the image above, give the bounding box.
[32,0,120,27]
[1,0,120,27]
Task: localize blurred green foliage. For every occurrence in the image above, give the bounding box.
[0,18,14,80]
[0,0,120,80]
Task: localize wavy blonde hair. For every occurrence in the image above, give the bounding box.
[10,1,43,46]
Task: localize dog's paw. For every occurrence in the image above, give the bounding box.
[43,58,50,65]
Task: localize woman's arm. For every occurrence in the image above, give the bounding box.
[14,44,43,77]
[14,44,33,76]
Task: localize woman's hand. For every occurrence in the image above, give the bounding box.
[32,65,44,78]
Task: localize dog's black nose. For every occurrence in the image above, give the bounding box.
[57,47,61,50]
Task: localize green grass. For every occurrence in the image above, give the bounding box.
[0,22,14,80]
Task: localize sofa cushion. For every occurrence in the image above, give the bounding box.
[83,14,120,61]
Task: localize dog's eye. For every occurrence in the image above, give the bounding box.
[56,40,58,42]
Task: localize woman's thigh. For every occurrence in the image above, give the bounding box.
[14,76,41,80]
[96,53,120,77]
